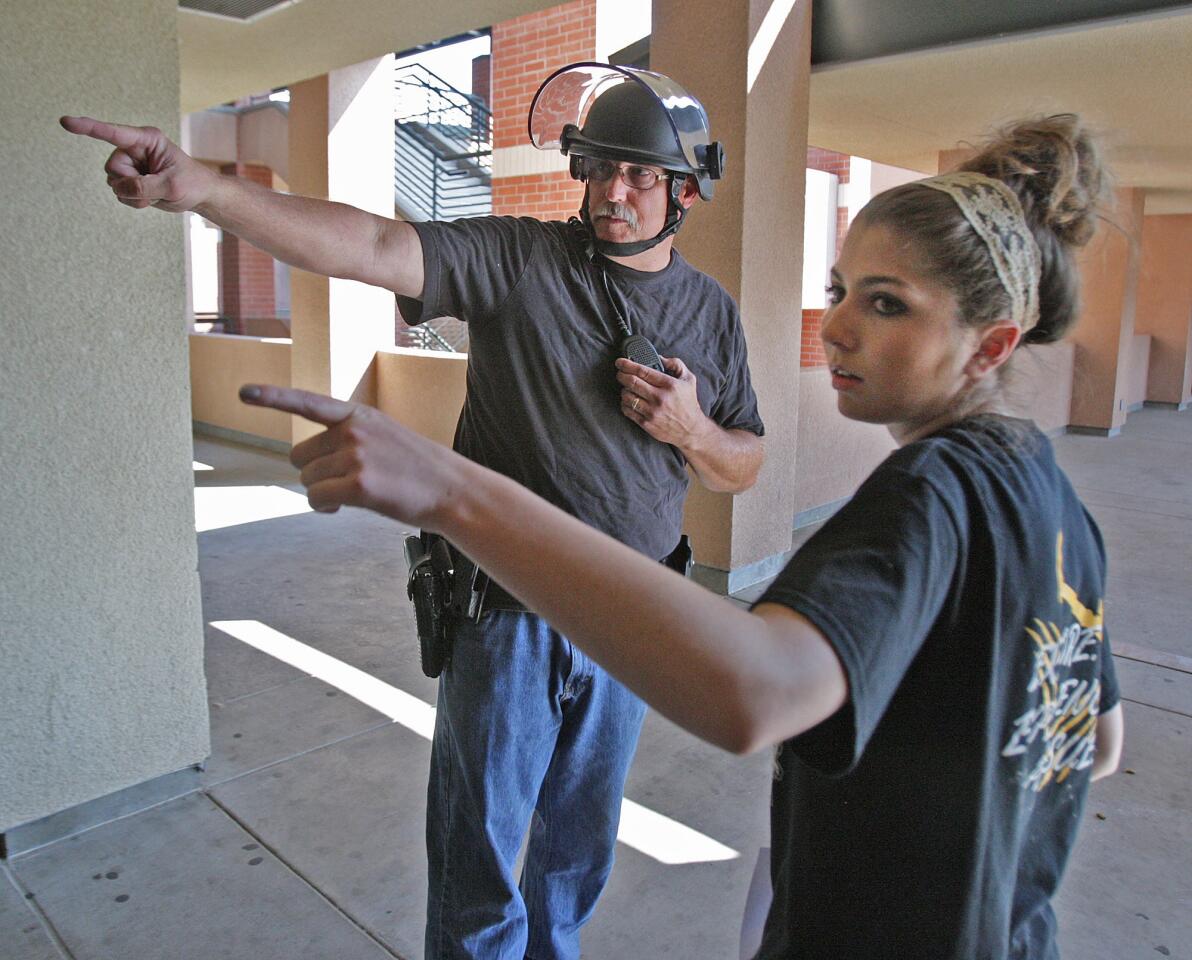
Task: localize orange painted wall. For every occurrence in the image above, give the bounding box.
[1136,213,1192,405]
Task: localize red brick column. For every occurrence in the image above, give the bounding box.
[490,0,595,220]
[471,54,491,110]
[218,163,276,332]
[800,308,828,368]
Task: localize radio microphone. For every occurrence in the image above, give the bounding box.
[620,334,666,374]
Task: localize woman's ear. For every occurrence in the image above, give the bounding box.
[966,320,1022,378]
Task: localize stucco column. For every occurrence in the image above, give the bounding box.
[1070,189,1146,434]
[288,56,396,444]
[652,0,812,591]
[2,0,208,832]
[1137,213,1192,408]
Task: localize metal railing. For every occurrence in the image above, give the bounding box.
[397,316,469,352]
[394,63,492,224]
[393,62,490,353]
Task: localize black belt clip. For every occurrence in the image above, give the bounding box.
[447,546,490,622]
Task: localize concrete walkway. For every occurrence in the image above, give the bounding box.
[3,407,1189,959]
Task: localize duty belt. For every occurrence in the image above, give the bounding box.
[447,534,692,621]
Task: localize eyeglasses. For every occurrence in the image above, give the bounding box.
[578,157,670,190]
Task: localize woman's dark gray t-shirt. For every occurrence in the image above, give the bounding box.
[755,418,1119,960]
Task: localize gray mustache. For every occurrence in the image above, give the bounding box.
[593,202,639,229]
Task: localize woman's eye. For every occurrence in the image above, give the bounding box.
[872,295,906,316]
[825,284,843,305]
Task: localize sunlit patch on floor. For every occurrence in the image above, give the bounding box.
[209,619,739,865]
[211,619,436,738]
[194,485,311,532]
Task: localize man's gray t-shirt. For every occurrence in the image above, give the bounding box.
[400,215,764,561]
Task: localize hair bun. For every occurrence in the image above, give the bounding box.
[959,114,1108,251]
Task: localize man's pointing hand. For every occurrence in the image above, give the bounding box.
[60,116,216,213]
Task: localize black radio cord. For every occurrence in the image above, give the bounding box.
[598,265,634,339]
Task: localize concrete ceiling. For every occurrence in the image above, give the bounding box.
[807,8,1192,214]
[180,1,1192,214]
[179,0,552,114]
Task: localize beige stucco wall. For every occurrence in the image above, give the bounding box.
[0,0,209,831]
[183,104,289,181]
[1125,334,1152,409]
[1004,342,1076,435]
[182,109,236,163]
[190,334,293,443]
[794,342,1079,523]
[793,370,895,519]
[239,104,290,182]
[376,349,469,445]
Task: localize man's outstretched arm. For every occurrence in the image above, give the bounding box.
[60,116,425,299]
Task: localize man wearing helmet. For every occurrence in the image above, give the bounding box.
[534,63,726,263]
[63,61,763,960]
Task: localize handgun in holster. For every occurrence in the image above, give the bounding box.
[404,534,453,678]
[404,533,490,679]
[663,534,694,578]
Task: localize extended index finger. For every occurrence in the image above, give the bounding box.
[60,116,153,151]
[240,384,358,427]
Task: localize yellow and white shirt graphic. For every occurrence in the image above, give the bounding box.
[1001,532,1106,792]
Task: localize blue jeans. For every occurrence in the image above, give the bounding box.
[425,610,648,960]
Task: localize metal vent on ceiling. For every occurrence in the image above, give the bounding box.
[179,0,302,23]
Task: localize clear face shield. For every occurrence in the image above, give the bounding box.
[527,62,714,176]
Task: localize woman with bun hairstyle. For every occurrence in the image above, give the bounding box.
[242,114,1123,958]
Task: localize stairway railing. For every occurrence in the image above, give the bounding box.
[394,62,492,224]
[393,61,489,352]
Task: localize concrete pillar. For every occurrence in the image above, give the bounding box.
[1070,189,1146,434]
[288,56,396,443]
[1137,214,1192,409]
[653,0,812,590]
[2,0,208,833]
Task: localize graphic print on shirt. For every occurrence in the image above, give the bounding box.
[1001,532,1105,793]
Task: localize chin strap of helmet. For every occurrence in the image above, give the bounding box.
[577,175,688,258]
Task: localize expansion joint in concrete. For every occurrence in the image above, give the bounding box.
[205,793,406,959]
[2,859,77,959]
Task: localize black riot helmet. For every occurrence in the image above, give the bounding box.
[528,62,725,257]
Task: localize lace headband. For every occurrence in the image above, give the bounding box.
[917,172,1042,332]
